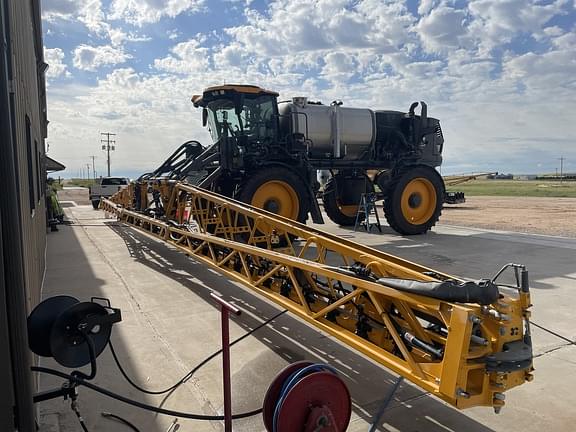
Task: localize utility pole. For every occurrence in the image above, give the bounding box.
[558,156,565,184]
[100,132,116,176]
[89,155,97,179]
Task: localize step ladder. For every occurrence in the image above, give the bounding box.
[354,192,382,232]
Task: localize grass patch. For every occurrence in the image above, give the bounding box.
[445,180,576,198]
[65,178,96,188]
[48,181,63,191]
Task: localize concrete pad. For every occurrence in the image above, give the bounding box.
[38,204,576,431]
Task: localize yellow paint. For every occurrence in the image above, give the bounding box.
[401,177,437,225]
[251,180,300,220]
[99,178,534,412]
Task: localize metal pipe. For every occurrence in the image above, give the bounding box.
[210,292,241,432]
[198,166,222,189]
[521,268,529,293]
[221,307,231,431]
[402,330,444,359]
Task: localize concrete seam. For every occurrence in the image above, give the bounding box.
[66,209,222,430]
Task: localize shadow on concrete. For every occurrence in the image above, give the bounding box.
[41,219,166,432]
[366,228,576,291]
[107,223,495,432]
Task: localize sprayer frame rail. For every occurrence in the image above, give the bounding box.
[101,179,533,412]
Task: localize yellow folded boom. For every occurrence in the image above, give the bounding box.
[101,179,533,413]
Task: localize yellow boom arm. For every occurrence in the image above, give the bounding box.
[101,179,533,412]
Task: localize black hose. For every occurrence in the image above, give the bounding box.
[31,366,262,420]
[31,309,288,422]
[109,309,287,395]
[71,401,89,432]
[101,412,141,432]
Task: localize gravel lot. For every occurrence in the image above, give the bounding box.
[440,196,576,237]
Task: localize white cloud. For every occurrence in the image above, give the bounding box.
[45,69,211,177]
[43,0,152,49]
[322,52,356,81]
[503,46,576,94]
[42,0,79,16]
[468,0,567,50]
[167,29,181,40]
[550,31,576,50]
[109,0,205,26]
[212,43,249,68]
[417,6,469,53]
[542,25,565,39]
[44,47,69,79]
[42,0,108,34]
[73,45,132,71]
[418,0,438,15]
[226,0,415,57]
[43,0,576,176]
[154,39,210,74]
[217,0,418,91]
[108,28,151,46]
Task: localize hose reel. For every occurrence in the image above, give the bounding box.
[27,296,351,431]
[28,295,122,371]
[263,361,352,432]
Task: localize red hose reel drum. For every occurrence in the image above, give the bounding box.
[263,361,352,432]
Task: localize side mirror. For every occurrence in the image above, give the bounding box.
[202,108,208,127]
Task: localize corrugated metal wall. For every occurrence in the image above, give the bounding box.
[0,0,48,429]
[7,0,47,309]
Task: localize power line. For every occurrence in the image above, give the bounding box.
[101,132,116,177]
[89,155,97,179]
[558,156,565,184]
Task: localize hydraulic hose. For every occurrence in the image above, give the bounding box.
[31,366,262,421]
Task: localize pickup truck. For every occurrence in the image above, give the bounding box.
[89,177,130,209]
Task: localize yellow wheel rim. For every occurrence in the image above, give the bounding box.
[338,204,359,218]
[251,180,300,220]
[400,178,437,225]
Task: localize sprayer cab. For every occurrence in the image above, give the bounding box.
[192,85,281,146]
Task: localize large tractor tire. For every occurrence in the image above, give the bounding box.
[383,166,444,235]
[323,175,374,226]
[238,167,310,224]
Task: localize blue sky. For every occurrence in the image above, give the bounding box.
[41,0,576,178]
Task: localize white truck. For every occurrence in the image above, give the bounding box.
[89,177,130,209]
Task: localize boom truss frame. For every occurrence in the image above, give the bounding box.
[101,179,533,412]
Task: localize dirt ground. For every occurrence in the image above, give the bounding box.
[440,196,576,237]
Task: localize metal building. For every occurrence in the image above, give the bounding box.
[1,0,48,430]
